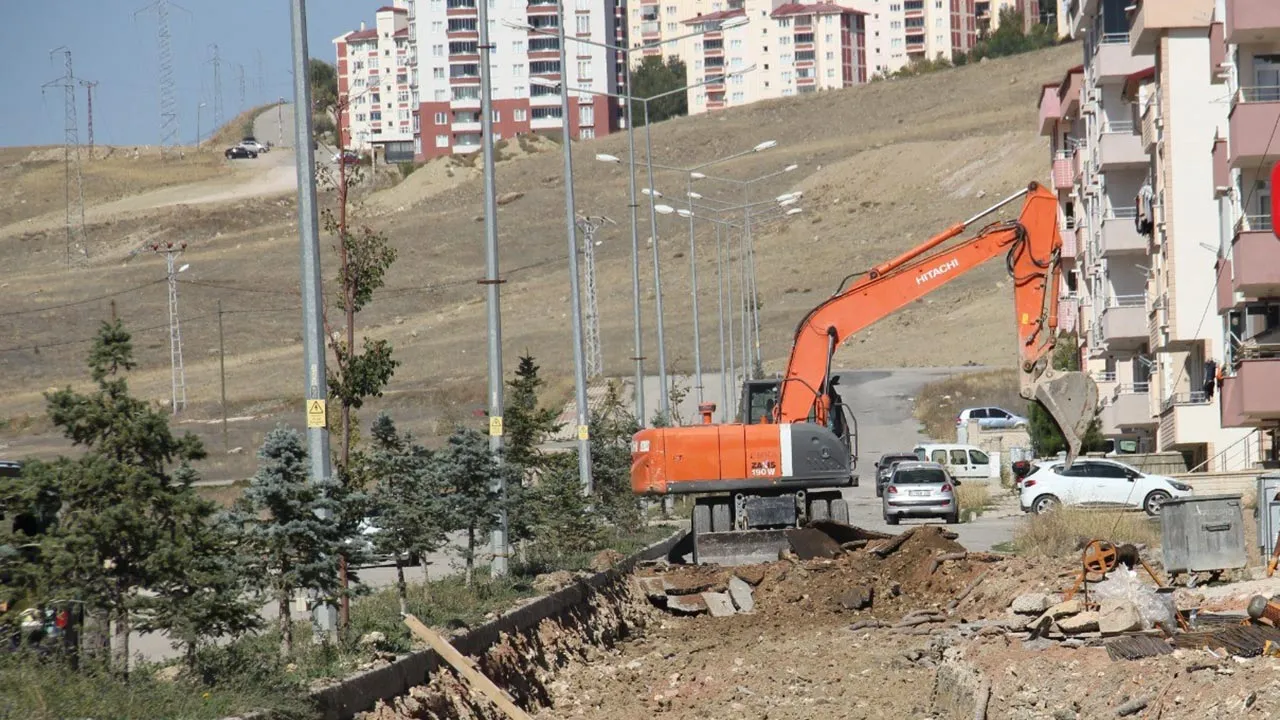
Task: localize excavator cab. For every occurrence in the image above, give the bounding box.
[739,380,780,425]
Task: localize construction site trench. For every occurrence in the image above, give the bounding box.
[346,520,1280,720]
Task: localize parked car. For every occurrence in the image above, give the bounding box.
[332,151,360,166]
[882,461,960,525]
[225,145,257,160]
[913,443,994,482]
[1019,458,1192,516]
[956,407,1028,429]
[238,138,269,154]
[875,452,920,498]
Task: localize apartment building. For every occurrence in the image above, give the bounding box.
[1210,0,1280,465]
[337,0,622,162]
[334,4,417,160]
[1036,64,1085,337]
[851,0,977,76]
[677,1,867,114]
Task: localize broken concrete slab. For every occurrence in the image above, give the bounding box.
[1044,598,1085,619]
[666,594,709,615]
[1011,593,1054,615]
[838,585,874,611]
[733,567,766,586]
[637,576,671,602]
[702,592,737,618]
[727,576,755,613]
[1099,600,1143,635]
[1058,611,1101,634]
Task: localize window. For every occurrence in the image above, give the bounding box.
[433,67,445,79]
[731,91,744,102]
[492,110,501,122]
[512,40,524,53]
[732,73,744,85]
[826,68,835,78]
[826,51,835,60]
[435,134,449,148]
[514,108,527,121]
[968,450,989,465]
[667,22,677,31]
[434,112,447,124]
[447,18,477,32]
[412,114,420,131]
[730,38,742,49]
[513,63,525,76]
[576,15,590,33]
[695,59,703,70]
[370,110,382,121]
[353,60,365,71]
[514,85,526,96]
[930,449,947,464]
[825,33,833,42]
[779,18,791,27]
[579,104,594,124]
[948,449,967,465]
[665,4,677,13]
[578,59,591,78]
[530,60,561,74]
[398,109,411,121]
[580,127,595,139]
[432,44,445,57]
[370,57,380,69]
[781,36,791,46]
[781,53,793,64]
[731,57,742,68]
[354,77,366,88]
[434,89,448,101]
[531,106,562,119]
[355,113,367,122]
[397,91,410,103]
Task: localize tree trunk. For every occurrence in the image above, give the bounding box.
[465,526,475,588]
[395,559,408,616]
[278,587,292,659]
[112,608,130,677]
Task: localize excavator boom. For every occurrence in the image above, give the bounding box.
[631,182,1098,565]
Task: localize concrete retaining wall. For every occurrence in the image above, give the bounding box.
[300,530,683,720]
[1180,471,1261,501]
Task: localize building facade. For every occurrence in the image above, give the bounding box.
[337,0,622,161]
[678,1,867,114]
[1208,0,1280,464]
[334,5,417,160]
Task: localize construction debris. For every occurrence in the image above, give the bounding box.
[727,576,756,613]
[402,614,533,720]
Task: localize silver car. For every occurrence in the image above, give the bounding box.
[882,460,960,525]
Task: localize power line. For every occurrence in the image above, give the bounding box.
[134,0,189,156]
[0,278,165,317]
[0,307,297,355]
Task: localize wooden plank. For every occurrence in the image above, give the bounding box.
[402,614,533,720]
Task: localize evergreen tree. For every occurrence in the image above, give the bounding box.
[233,426,348,658]
[531,455,603,561]
[433,427,517,587]
[588,382,644,533]
[365,413,447,614]
[630,56,689,125]
[30,320,211,673]
[503,354,563,472]
[1027,334,1107,456]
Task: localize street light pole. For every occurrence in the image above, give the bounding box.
[641,102,669,422]
[477,0,508,577]
[555,0,594,495]
[715,222,729,422]
[685,180,702,404]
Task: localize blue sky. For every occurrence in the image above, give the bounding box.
[1,1,369,147]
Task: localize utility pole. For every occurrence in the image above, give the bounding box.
[209,44,224,130]
[218,299,228,451]
[477,0,508,577]
[236,63,246,111]
[79,80,98,159]
[135,0,186,156]
[277,98,285,147]
[42,47,87,266]
[150,241,188,414]
[288,0,337,638]
[256,49,265,97]
[576,215,614,379]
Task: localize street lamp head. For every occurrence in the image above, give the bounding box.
[529,76,560,89]
[776,192,798,202]
[642,188,663,197]
[778,197,798,207]
[687,191,703,199]
[784,164,799,172]
[689,171,707,180]
[178,263,190,273]
[786,207,803,215]
[501,19,534,31]
[596,153,622,163]
[655,204,676,215]
[721,15,750,29]
[677,208,694,218]
[753,140,778,152]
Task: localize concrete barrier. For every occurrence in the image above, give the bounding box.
[1181,471,1261,501]
[274,529,685,720]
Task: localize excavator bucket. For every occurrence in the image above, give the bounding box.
[1030,370,1099,466]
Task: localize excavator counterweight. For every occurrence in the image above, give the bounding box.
[632,182,1099,566]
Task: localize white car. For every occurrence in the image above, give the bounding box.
[1019,458,1192,516]
[239,139,269,154]
[956,406,1028,429]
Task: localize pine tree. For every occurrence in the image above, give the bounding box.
[1028,334,1107,456]
[30,320,211,673]
[588,382,643,533]
[432,427,517,587]
[503,354,563,472]
[531,455,603,561]
[365,413,447,614]
[233,426,347,658]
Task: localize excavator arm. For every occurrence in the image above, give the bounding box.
[776,182,1097,462]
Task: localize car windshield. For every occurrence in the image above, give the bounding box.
[893,467,948,485]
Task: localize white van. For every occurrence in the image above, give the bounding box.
[913,443,995,482]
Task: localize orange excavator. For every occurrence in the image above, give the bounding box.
[631,182,1098,565]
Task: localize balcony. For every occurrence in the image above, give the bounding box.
[1061,70,1083,117]
[1225,0,1280,44]
[1099,210,1146,254]
[1231,217,1280,297]
[1213,137,1230,192]
[1094,34,1153,82]
[1217,259,1237,312]
[1101,296,1148,350]
[1140,101,1159,151]
[1058,295,1079,334]
[1039,87,1062,136]
[1221,357,1280,428]
[1051,153,1074,189]
[1060,222,1078,260]
[1131,0,1223,53]
[1098,123,1149,169]
[1100,383,1156,435]
[1228,88,1280,168]
[1158,393,1217,449]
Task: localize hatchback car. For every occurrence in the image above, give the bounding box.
[225,145,257,160]
[1019,458,1192,516]
[956,407,1028,429]
[875,452,920,498]
[882,461,959,525]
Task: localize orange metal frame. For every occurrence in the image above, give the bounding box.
[775,183,1062,425]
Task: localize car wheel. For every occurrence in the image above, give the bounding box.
[875,485,883,498]
[945,509,960,524]
[1143,490,1171,517]
[1032,494,1059,514]
[885,514,900,526]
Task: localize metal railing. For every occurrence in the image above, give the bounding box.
[1161,391,1208,412]
[1102,120,1136,134]
[1115,382,1150,395]
[1093,371,1118,382]
[1239,213,1275,233]
[1238,86,1280,103]
[1106,206,1138,220]
[1187,429,1261,474]
[1101,32,1130,44]
[1105,294,1146,308]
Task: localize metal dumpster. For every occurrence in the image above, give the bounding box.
[1160,494,1247,578]
[1256,473,1280,560]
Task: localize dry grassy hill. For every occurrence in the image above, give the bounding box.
[0,43,1079,479]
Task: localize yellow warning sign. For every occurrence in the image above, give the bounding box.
[489,415,504,437]
[577,424,590,441]
[306,399,327,428]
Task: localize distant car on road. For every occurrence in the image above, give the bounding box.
[875,452,919,498]
[956,406,1028,430]
[1019,458,1191,516]
[332,150,360,166]
[882,460,960,525]
[238,138,269,154]
[225,145,258,160]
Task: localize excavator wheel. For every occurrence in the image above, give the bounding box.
[810,498,830,522]
[831,499,850,525]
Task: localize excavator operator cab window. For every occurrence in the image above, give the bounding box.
[740,381,780,424]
